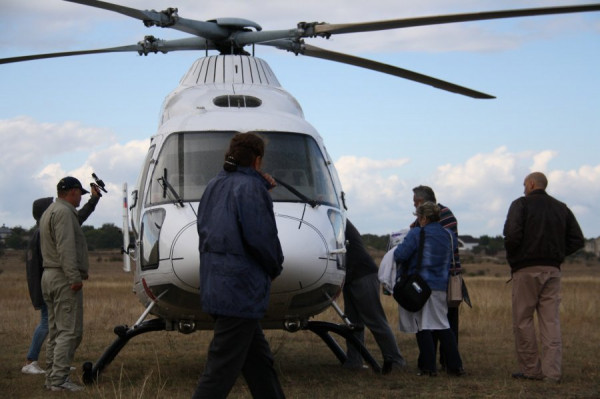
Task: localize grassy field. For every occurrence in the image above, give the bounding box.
[1,250,599,398]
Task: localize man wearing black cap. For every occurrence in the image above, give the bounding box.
[39,176,96,392]
[22,182,101,377]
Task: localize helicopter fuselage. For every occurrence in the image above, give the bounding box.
[128,55,347,332]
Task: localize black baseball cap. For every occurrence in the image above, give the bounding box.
[57,176,89,194]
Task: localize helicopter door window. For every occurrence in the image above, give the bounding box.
[140,208,166,270]
[136,146,155,226]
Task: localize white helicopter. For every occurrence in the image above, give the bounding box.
[2,0,600,382]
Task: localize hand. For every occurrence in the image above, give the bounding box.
[90,183,101,198]
[71,282,83,291]
[261,172,277,190]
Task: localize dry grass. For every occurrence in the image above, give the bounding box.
[1,250,599,398]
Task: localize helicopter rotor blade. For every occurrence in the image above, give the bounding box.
[0,37,216,65]
[262,40,493,99]
[64,0,232,39]
[65,0,154,22]
[0,45,140,64]
[312,4,600,36]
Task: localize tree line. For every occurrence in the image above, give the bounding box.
[1,224,125,253]
[1,227,593,261]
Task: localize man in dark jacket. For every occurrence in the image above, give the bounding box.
[342,219,406,372]
[503,172,584,383]
[194,133,285,399]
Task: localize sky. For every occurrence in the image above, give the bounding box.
[1,0,599,238]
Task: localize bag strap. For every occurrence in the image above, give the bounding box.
[446,229,457,274]
[402,227,426,278]
[416,227,425,271]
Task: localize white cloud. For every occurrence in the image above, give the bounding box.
[0,117,146,229]
[530,150,557,172]
[334,147,600,238]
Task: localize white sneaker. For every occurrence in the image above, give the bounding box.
[50,378,84,392]
[21,361,46,375]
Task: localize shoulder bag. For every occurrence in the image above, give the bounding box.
[393,228,432,312]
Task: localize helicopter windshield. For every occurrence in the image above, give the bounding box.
[147,131,339,208]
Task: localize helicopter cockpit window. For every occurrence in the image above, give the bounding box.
[147,131,338,208]
[148,132,236,205]
[260,132,339,207]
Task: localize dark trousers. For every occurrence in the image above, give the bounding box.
[343,274,405,367]
[434,306,459,368]
[416,329,462,374]
[192,316,285,399]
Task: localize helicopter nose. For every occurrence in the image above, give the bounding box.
[270,215,331,294]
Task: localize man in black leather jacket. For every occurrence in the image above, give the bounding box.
[503,172,584,383]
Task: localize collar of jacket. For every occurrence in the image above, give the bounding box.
[228,166,271,190]
[526,189,547,197]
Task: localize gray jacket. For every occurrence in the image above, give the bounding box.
[27,196,98,308]
[40,198,90,285]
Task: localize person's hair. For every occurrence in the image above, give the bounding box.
[416,201,441,223]
[412,185,436,203]
[526,172,548,190]
[223,133,265,172]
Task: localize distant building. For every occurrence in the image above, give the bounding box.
[584,237,600,257]
[0,224,12,244]
[458,235,479,252]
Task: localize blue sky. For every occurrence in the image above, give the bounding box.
[1,0,599,238]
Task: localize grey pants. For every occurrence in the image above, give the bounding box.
[512,266,562,380]
[41,268,83,386]
[343,273,405,367]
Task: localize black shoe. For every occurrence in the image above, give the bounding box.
[417,370,438,377]
[511,372,542,380]
[448,367,465,376]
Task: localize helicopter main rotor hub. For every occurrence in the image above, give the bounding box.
[143,7,179,28]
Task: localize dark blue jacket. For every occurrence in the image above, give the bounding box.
[197,166,283,318]
[393,222,456,291]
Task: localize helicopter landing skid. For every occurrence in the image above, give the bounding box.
[81,318,388,383]
[305,320,390,374]
[82,318,166,384]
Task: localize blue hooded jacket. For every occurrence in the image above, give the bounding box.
[393,222,456,291]
[197,166,284,319]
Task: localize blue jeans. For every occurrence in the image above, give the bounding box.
[26,303,49,361]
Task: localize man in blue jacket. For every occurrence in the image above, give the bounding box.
[194,133,285,399]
